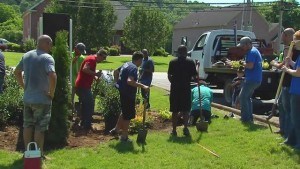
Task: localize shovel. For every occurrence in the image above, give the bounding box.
[195,60,209,132]
[267,41,294,121]
[137,98,148,144]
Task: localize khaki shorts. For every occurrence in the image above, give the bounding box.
[23,104,52,132]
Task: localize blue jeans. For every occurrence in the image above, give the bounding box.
[285,94,300,150]
[0,73,4,94]
[76,88,94,129]
[280,87,292,138]
[239,80,261,122]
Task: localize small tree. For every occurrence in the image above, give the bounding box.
[45,31,70,148]
[122,6,171,54]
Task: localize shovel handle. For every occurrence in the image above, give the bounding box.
[195,60,204,120]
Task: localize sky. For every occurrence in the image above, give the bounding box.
[195,0,300,4]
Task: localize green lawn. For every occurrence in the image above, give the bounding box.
[2,52,23,67]
[0,109,299,169]
[99,56,172,72]
[3,52,173,72]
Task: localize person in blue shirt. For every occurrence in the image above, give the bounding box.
[189,81,213,125]
[238,37,262,122]
[110,51,150,142]
[139,49,154,109]
[281,30,300,151]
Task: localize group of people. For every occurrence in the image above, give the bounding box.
[9,27,300,157]
[13,34,156,155]
[270,28,300,151]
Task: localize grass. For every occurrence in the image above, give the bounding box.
[3,52,174,72]
[148,86,170,111]
[2,52,23,67]
[95,55,173,72]
[1,109,299,169]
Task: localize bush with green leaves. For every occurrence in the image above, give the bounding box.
[1,30,23,44]
[23,38,36,52]
[94,80,121,118]
[11,43,23,52]
[93,78,121,131]
[108,47,119,56]
[7,42,24,52]
[153,47,169,57]
[45,31,71,148]
[0,67,23,130]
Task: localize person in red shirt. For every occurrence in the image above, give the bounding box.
[75,49,108,131]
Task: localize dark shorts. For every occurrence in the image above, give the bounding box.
[120,94,136,120]
[190,109,211,124]
[23,103,52,132]
[170,87,191,112]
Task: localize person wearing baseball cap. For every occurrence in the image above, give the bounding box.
[72,42,86,114]
[238,36,262,123]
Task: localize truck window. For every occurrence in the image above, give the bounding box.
[194,34,207,51]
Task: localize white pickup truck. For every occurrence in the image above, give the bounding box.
[187,29,280,105]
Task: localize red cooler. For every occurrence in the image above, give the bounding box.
[24,142,41,169]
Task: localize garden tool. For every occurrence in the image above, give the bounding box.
[195,60,209,132]
[267,41,294,121]
[197,143,220,158]
[137,98,148,144]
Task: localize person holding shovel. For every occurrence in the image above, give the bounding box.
[168,45,197,136]
[281,30,300,151]
[75,49,108,132]
[110,51,149,142]
[270,28,295,137]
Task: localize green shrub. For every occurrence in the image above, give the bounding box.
[153,47,169,57]
[11,44,22,52]
[94,78,121,131]
[109,47,119,56]
[23,38,36,52]
[0,67,23,130]
[129,101,154,134]
[45,31,70,148]
[158,108,172,120]
[90,47,98,54]
[1,30,23,44]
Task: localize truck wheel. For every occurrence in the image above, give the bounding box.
[223,79,233,105]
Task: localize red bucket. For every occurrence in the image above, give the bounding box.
[24,142,41,169]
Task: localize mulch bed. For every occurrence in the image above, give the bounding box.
[0,112,172,152]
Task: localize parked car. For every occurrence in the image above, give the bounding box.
[0,38,10,51]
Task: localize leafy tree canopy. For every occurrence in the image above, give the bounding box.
[46,0,117,49]
[123,6,171,54]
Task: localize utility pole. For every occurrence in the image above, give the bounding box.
[278,0,284,53]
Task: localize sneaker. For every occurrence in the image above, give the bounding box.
[170,130,177,137]
[183,128,190,136]
[120,137,132,143]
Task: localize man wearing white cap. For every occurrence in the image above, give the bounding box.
[72,43,86,112]
[238,37,262,122]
